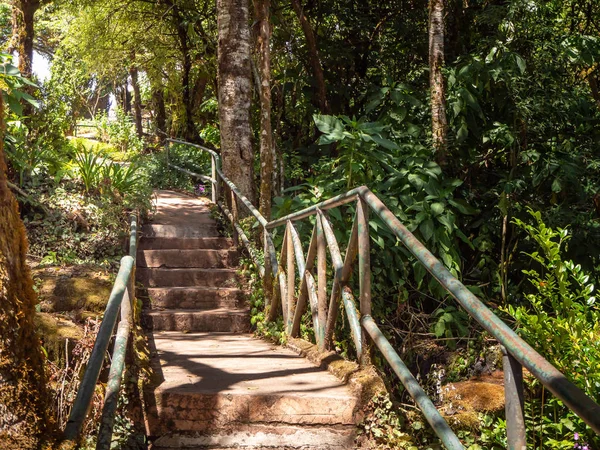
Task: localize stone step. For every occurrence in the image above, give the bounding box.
[151,211,215,225]
[146,287,245,310]
[136,268,239,288]
[144,333,359,437]
[138,237,234,251]
[142,224,221,239]
[150,424,356,449]
[138,249,239,269]
[143,309,250,332]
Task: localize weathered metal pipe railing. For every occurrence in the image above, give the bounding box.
[61,214,138,449]
[164,138,600,449]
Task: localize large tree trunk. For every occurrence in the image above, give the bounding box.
[0,94,49,449]
[217,0,256,204]
[429,0,448,166]
[129,63,144,138]
[254,0,274,221]
[290,0,329,113]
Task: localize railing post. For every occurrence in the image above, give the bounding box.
[263,229,273,312]
[502,346,526,450]
[231,189,239,247]
[286,221,295,334]
[211,155,217,204]
[316,214,327,351]
[357,197,372,365]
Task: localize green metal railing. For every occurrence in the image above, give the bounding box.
[166,137,600,449]
[61,214,138,449]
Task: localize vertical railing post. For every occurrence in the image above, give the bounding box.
[211,155,218,203]
[502,346,526,450]
[231,189,239,247]
[357,197,372,365]
[263,229,274,311]
[316,214,327,351]
[286,221,295,334]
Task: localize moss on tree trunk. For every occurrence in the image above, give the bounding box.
[0,94,49,448]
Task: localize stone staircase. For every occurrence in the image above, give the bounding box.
[138,191,360,449]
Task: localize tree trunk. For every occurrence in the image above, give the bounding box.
[588,71,600,109]
[290,0,329,113]
[254,0,274,221]
[217,0,256,204]
[12,0,40,117]
[152,86,167,139]
[429,0,448,166]
[172,5,199,143]
[129,63,144,138]
[0,93,49,449]
[12,0,39,78]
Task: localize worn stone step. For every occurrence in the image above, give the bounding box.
[136,268,239,288]
[138,249,239,269]
[150,423,356,449]
[146,287,245,310]
[142,224,221,239]
[151,211,215,225]
[150,190,215,226]
[144,333,360,437]
[143,309,250,332]
[138,237,234,251]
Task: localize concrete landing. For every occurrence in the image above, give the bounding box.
[145,332,359,435]
[139,190,359,449]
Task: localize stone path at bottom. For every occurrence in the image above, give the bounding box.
[138,190,360,449]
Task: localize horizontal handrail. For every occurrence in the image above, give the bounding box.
[62,214,138,448]
[362,315,463,450]
[163,136,600,447]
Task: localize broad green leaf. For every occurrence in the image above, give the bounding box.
[419,218,434,241]
[431,202,445,216]
[515,54,526,74]
[370,135,399,150]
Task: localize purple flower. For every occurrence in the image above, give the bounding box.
[582,446,588,450]
[575,433,579,441]
[195,184,206,195]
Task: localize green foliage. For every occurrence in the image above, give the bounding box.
[24,184,129,266]
[506,209,600,447]
[240,255,287,344]
[74,144,104,194]
[359,393,416,449]
[96,108,143,154]
[313,114,398,189]
[101,162,145,195]
[431,305,469,348]
[0,53,39,115]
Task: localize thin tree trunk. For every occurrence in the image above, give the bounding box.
[0,93,49,450]
[290,0,329,113]
[12,0,40,117]
[588,71,600,109]
[129,63,144,137]
[12,0,39,77]
[254,0,274,221]
[152,86,167,139]
[173,4,199,143]
[217,0,256,204]
[429,0,448,166]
